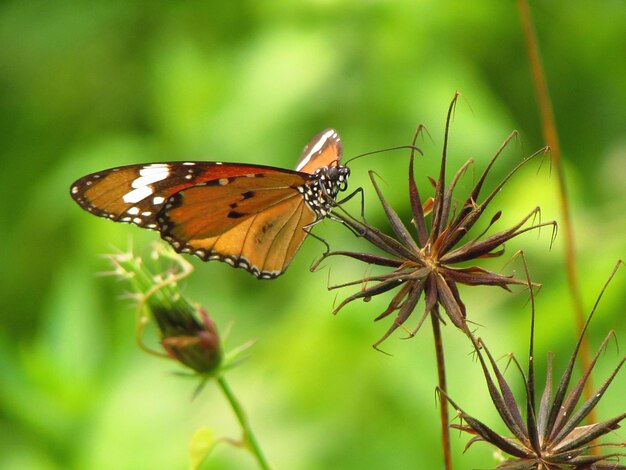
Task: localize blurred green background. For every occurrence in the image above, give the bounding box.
[1,1,624,468]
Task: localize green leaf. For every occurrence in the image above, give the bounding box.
[189,427,217,470]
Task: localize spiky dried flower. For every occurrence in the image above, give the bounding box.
[441,261,626,469]
[316,94,557,345]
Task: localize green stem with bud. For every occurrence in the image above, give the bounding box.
[216,375,271,470]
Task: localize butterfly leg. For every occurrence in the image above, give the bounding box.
[337,186,367,218]
[329,186,367,226]
[302,221,331,255]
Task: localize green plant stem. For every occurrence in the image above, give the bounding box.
[431,308,452,470]
[516,0,595,415]
[217,375,271,470]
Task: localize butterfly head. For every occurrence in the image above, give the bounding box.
[300,163,349,218]
[326,162,350,194]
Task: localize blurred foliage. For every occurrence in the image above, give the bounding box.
[1,1,624,469]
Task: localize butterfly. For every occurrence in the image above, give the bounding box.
[70,129,349,279]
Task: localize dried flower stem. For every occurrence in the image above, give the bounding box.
[517,0,593,412]
[431,308,453,470]
[216,376,272,470]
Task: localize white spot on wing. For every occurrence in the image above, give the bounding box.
[71,186,78,194]
[133,166,170,188]
[153,196,165,205]
[123,186,154,203]
[144,163,169,169]
[127,206,140,215]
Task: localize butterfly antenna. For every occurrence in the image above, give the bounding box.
[344,144,424,166]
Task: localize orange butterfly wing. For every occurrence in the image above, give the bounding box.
[70,162,298,229]
[173,195,315,278]
[156,129,344,277]
[295,129,343,173]
[159,172,307,239]
[70,129,345,278]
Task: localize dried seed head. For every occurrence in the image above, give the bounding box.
[443,261,626,468]
[316,94,556,346]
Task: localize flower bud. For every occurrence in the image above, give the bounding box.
[106,247,222,375]
[155,305,222,374]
